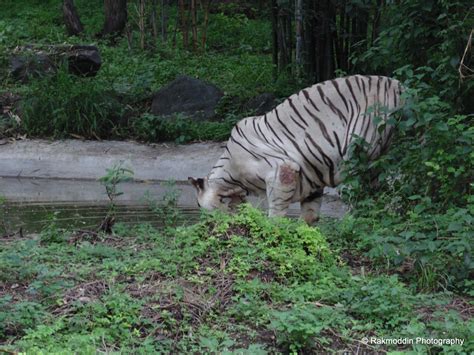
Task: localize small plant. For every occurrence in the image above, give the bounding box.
[99,163,134,231]
[145,179,182,227]
[269,304,344,352]
[39,212,65,244]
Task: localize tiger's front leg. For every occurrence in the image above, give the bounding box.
[266,162,300,217]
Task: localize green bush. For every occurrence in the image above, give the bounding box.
[338,0,473,292]
[269,305,346,352]
[343,276,414,328]
[340,74,473,290]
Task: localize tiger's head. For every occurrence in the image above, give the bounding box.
[188,177,246,211]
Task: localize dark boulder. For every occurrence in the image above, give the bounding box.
[67,45,101,77]
[244,93,277,116]
[151,75,224,120]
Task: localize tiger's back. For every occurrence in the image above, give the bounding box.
[235,75,402,191]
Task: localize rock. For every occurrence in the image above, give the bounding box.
[151,75,224,120]
[67,45,101,77]
[10,53,55,82]
[9,45,101,81]
[244,93,277,116]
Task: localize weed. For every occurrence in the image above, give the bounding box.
[98,163,134,231]
[145,179,182,228]
[39,212,66,244]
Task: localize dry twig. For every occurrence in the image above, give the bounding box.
[459,29,473,82]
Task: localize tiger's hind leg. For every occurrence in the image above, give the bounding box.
[301,188,324,225]
[266,161,300,217]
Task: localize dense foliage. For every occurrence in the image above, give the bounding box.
[337,0,473,291]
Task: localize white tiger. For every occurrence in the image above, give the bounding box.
[189,75,403,224]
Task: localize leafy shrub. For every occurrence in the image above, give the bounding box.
[0,241,38,284]
[269,305,346,352]
[39,212,67,244]
[0,297,48,339]
[342,276,413,328]
[340,74,473,290]
[344,85,472,209]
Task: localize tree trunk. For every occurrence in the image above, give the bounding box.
[151,0,158,43]
[371,0,383,46]
[295,0,303,76]
[162,0,169,42]
[278,11,288,72]
[314,0,335,82]
[286,7,293,72]
[101,0,128,36]
[201,0,212,49]
[63,0,84,36]
[325,0,335,80]
[178,0,189,49]
[172,0,180,47]
[271,0,279,77]
[191,0,198,51]
[336,0,346,71]
[304,0,316,82]
[138,0,146,49]
[356,2,369,48]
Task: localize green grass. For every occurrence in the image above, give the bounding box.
[1,205,472,353]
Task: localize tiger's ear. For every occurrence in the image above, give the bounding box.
[188,177,205,191]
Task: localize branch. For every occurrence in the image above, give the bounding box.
[459,29,473,82]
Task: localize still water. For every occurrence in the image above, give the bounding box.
[0,177,346,234]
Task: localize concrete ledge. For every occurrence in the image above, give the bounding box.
[0,139,348,218]
[0,139,223,181]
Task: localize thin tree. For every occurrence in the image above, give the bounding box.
[172,0,180,47]
[101,0,128,36]
[191,0,198,51]
[161,0,169,42]
[271,0,279,76]
[151,0,159,43]
[63,0,84,36]
[295,0,303,76]
[137,0,146,49]
[178,0,189,49]
[200,0,212,49]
